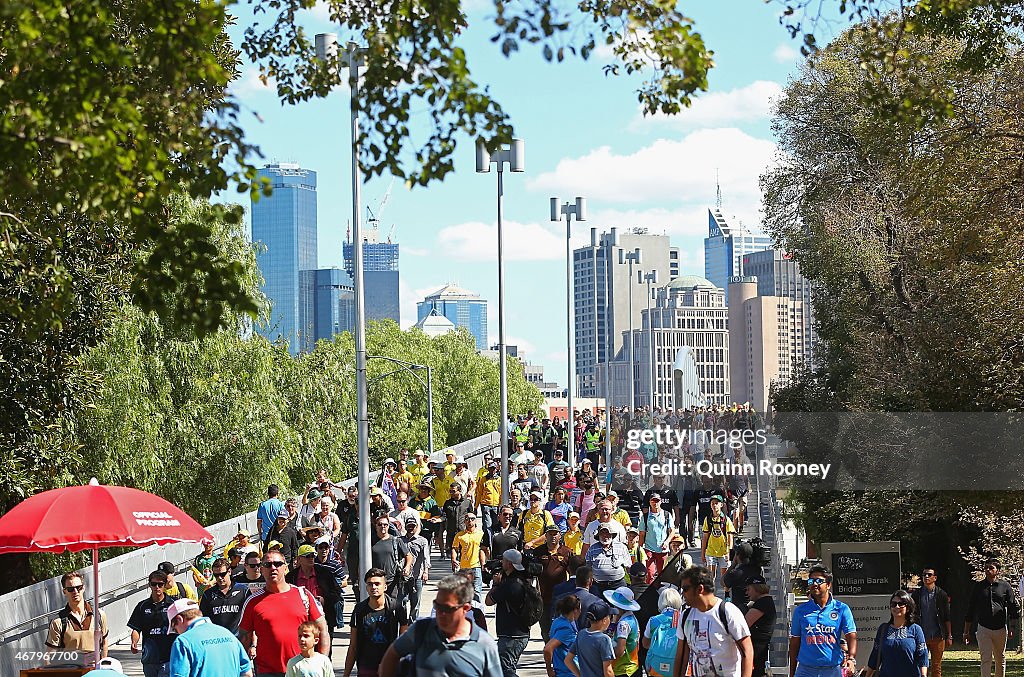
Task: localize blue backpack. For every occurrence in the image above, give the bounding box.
[646,609,680,671]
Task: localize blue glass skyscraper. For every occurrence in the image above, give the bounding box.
[251,163,318,354]
[416,284,488,349]
[314,267,355,341]
[343,226,400,323]
[703,209,772,303]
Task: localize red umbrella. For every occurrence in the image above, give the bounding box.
[0,478,213,666]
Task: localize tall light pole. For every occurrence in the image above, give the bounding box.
[618,248,641,410]
[476,139,524,506]
[550,196,586,467]
[642,270,659,412]
[367,355,434,459]
[601,230,618,470]
[315,32,371,599]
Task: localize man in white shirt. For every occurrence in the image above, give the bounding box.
[581,501,628,555]
[674,565,753,677]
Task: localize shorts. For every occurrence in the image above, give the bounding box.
[704,554,729,569]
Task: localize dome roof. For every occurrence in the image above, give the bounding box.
[667,275,717,290]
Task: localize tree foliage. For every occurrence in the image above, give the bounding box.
[763,18,1024,582]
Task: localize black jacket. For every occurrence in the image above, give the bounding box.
[965,578,1019,631]
[286,562,343,604]
[264,524,300,565]
[911,585,951,637]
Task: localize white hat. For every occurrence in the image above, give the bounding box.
[96,657,123,673]
[455,455,467,464]
[166,598,200,631]
[604,586,641,612]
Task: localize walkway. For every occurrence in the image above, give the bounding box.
[108,520,757,676]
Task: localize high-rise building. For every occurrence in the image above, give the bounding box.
[313,267,355,343]
[573,227,680,399]
[416,284,488,350]
[343,225,400,323]
[741,248,817,364]
[413,307,457,338]
[728,277,809,412]
[251,162,318,354]
[703,209,772,302]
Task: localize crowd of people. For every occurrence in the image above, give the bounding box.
[55,404,1021,677]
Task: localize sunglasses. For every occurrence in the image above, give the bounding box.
[807,577,827,586]
[301,553,316,559]
[246,562,260,568]
[213,571,230,578]
[922,572,935,578]
[433,601,463,614]
[149,581,164,588]
[397,498,407,503]
[64,584,84,592]
[890,601,907,608]
[261,561,287,569]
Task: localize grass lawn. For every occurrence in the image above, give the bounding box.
[940,647,1024,677]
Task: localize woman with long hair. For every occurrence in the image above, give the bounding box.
[865,589,929,677]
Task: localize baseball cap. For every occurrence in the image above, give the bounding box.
[568,511,580,519]
[96,657,123,672]
[307,489,323,500]
[746,575,767,586]
[607,490,618,498]
[384,457,396,466]
[581,458,592,465]
[165,598,199,631]
[405,517,419,527]
[276,508,289,519]
[414,449,425,456]
[370,486,383,496]
[297,544,316,557]
[156,561,175,575]
[267,540,283,551]
[544,523,560,533]
[236,528,251,537]
[626,526,639,534]
[456,455,467,464]
[503,549,525,571]
[200,537,215,547]
[710,494,724,503]
[585,601,612,622]
[315,536,332,548]
[529,489,543,499]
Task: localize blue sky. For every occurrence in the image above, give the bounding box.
[226,1,813,385]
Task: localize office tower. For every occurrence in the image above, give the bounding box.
[629,275,730,408]
[414,307,456,338]
[728,277,808,412]
[703,209,772,302]
[416,284,489,350]
[343,225,400,323]
[251,162,318,354]
[573,227,680,399]
[741,248,817,364]
[313,267,355,342]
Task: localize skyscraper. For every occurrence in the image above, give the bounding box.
[741,248,817,364]
[343,225,399,323]
[573,227,680,399]
[313,267,355,342]
[251,162,318,354]
[703,209,772,302]
[416,284,488,349]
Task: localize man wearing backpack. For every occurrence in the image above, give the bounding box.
[344,567,408,677]
[486,549,540,677]
[673,566,753,677]
[701,495,735,593]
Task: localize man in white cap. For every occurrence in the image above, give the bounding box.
[84,657,123,676]
[167,598,251,677]
[453,456,475,498]
[604,585,642,677]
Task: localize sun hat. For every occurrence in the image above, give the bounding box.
[604,586,641,612]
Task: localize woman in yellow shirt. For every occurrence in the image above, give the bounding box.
[563,511,584,555]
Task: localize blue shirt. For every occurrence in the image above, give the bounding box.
[640,509,674,553]
[867,623,928,677]
[257,498,284,541]
[169,617,251,677]
[571,628,616,677]
[550,616,579,677]
[790,595,857,667]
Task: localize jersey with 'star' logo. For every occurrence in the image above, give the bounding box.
[790,595,857,668]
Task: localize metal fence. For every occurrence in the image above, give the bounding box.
[757,435,794,675]
[0,431,500,677]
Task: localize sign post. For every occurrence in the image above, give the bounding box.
[821,541,902,663]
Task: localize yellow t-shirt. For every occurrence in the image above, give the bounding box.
[477,477,502,507]
[395,471,414,490]
[564,528,583,555]
[453,529,485,570]
[521,509,553,545]
[409,462,429,487]
[432,475,453,507]
[702,514,735,557]
[612,509,631,530]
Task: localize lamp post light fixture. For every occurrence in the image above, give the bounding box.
[476,138,524,506]
[367,355,434,460]
[618,248,642,410]
[641,270,659,413]
[550,196,586,467]
[315,32,373,599]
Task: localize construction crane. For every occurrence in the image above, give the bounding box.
[365,177,394,231]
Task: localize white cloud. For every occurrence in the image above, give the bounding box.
[436,220,588,262]
[507,335,538,358]
[399,281,438,329]
[528,128,776,215]
[404,246,431,257]
[773,43,799,63]
[630,80,783,130]
[230,66,277,98]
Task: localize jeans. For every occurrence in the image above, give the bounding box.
[926,637,946,677]
[977,625,1007,677]
[794,665,841,677]
[142,664,168,677]
[406,577,425,620]
[460,567,483,602]
[496,636,530,677]
[481,505,499,532]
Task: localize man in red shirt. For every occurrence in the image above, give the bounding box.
[238,550,330,676]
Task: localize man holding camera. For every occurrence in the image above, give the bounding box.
[485,549,535,677]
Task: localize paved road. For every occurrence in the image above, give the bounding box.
[108,526,747,676]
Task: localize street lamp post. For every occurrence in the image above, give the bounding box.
[618,248,641,410]
[601,230,618,470]
[642,270,659,412]
[550,196,586,467]
[315,32,372,599]
[476,139,524,506]
[367,355,434,459]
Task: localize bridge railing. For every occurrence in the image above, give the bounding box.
[757,436,794,675]
[0,431,500,677]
